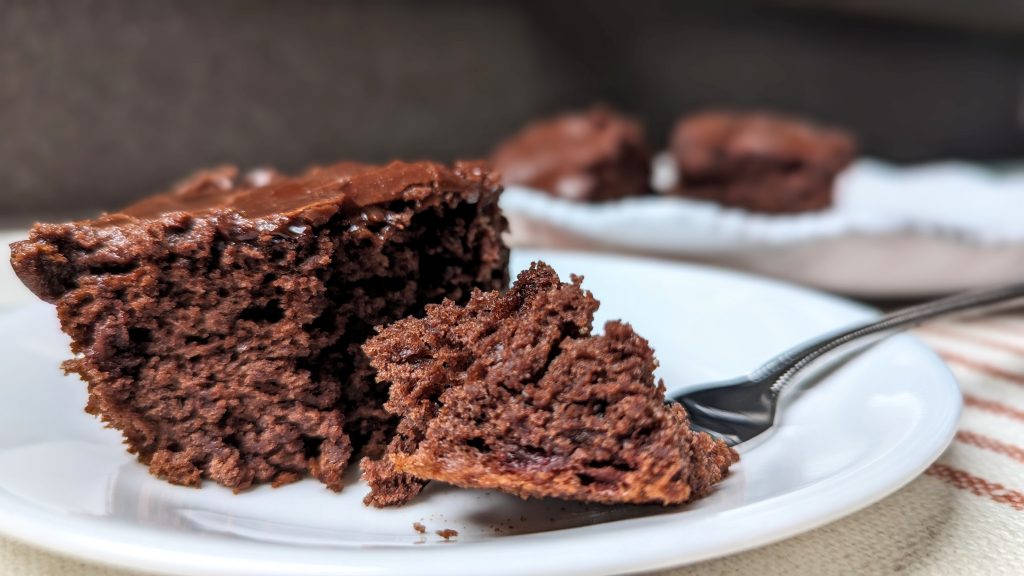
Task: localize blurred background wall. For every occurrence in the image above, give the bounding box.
[2,0,1023,221]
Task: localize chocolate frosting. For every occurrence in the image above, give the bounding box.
[671,111,856,175]
[96,160,492,229]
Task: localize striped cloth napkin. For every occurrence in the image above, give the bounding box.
[668,315,1024,576]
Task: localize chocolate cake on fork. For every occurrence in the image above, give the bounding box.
[362,262,736,507]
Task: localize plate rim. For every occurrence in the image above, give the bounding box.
[501,189,1024,298]
[0,249,962,576]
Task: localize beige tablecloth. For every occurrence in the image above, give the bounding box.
[1,233,1022,576]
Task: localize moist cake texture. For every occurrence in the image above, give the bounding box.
[669,111,856,213]
[492,106,652,202]
[362,262,735,507]
[9,160,508,491]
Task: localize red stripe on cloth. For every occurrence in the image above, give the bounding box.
[955,430,1024,465]
[929,348,1024,387]
[918,325,1024,356]
[981,319,1024,337]
[925,463,1024,511]
[964,394,1024,424]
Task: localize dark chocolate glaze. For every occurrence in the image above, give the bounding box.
[99,160,490,229]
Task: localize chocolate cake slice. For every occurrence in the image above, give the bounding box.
[492,106,652,202]
[362,262,735,507]
[668,111,856,213]
[9,160,508,492]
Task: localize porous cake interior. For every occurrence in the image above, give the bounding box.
[10,173,506,491]
[362,262,735,506]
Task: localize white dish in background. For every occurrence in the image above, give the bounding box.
[0,250,961,576]
[501,158,1024,297]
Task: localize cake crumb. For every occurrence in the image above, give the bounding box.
[412,522,426,534]
[436,529,459,540]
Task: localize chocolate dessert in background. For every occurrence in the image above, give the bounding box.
[362,261,735,507]
[492,106,652,202]
[8,160,509,492]
[667,111,858,213]
[3,1,1022,224]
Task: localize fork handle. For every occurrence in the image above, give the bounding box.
[755,282,1024,396]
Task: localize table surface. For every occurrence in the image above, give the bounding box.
[1,231,1022,576]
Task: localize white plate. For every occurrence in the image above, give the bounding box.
[0,250,961,576]
[502,158,1024,297]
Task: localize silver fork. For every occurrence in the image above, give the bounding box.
[671,282,1024,447]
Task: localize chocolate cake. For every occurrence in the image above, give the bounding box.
[9,160,508,492]
[362,262,735,507]
[491,106,652,202]
[668,111,856,213]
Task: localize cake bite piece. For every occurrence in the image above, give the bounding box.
[668,111,856,213]
[9,160,508,492]
[362,262,736,507]
[492,106,652,202]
